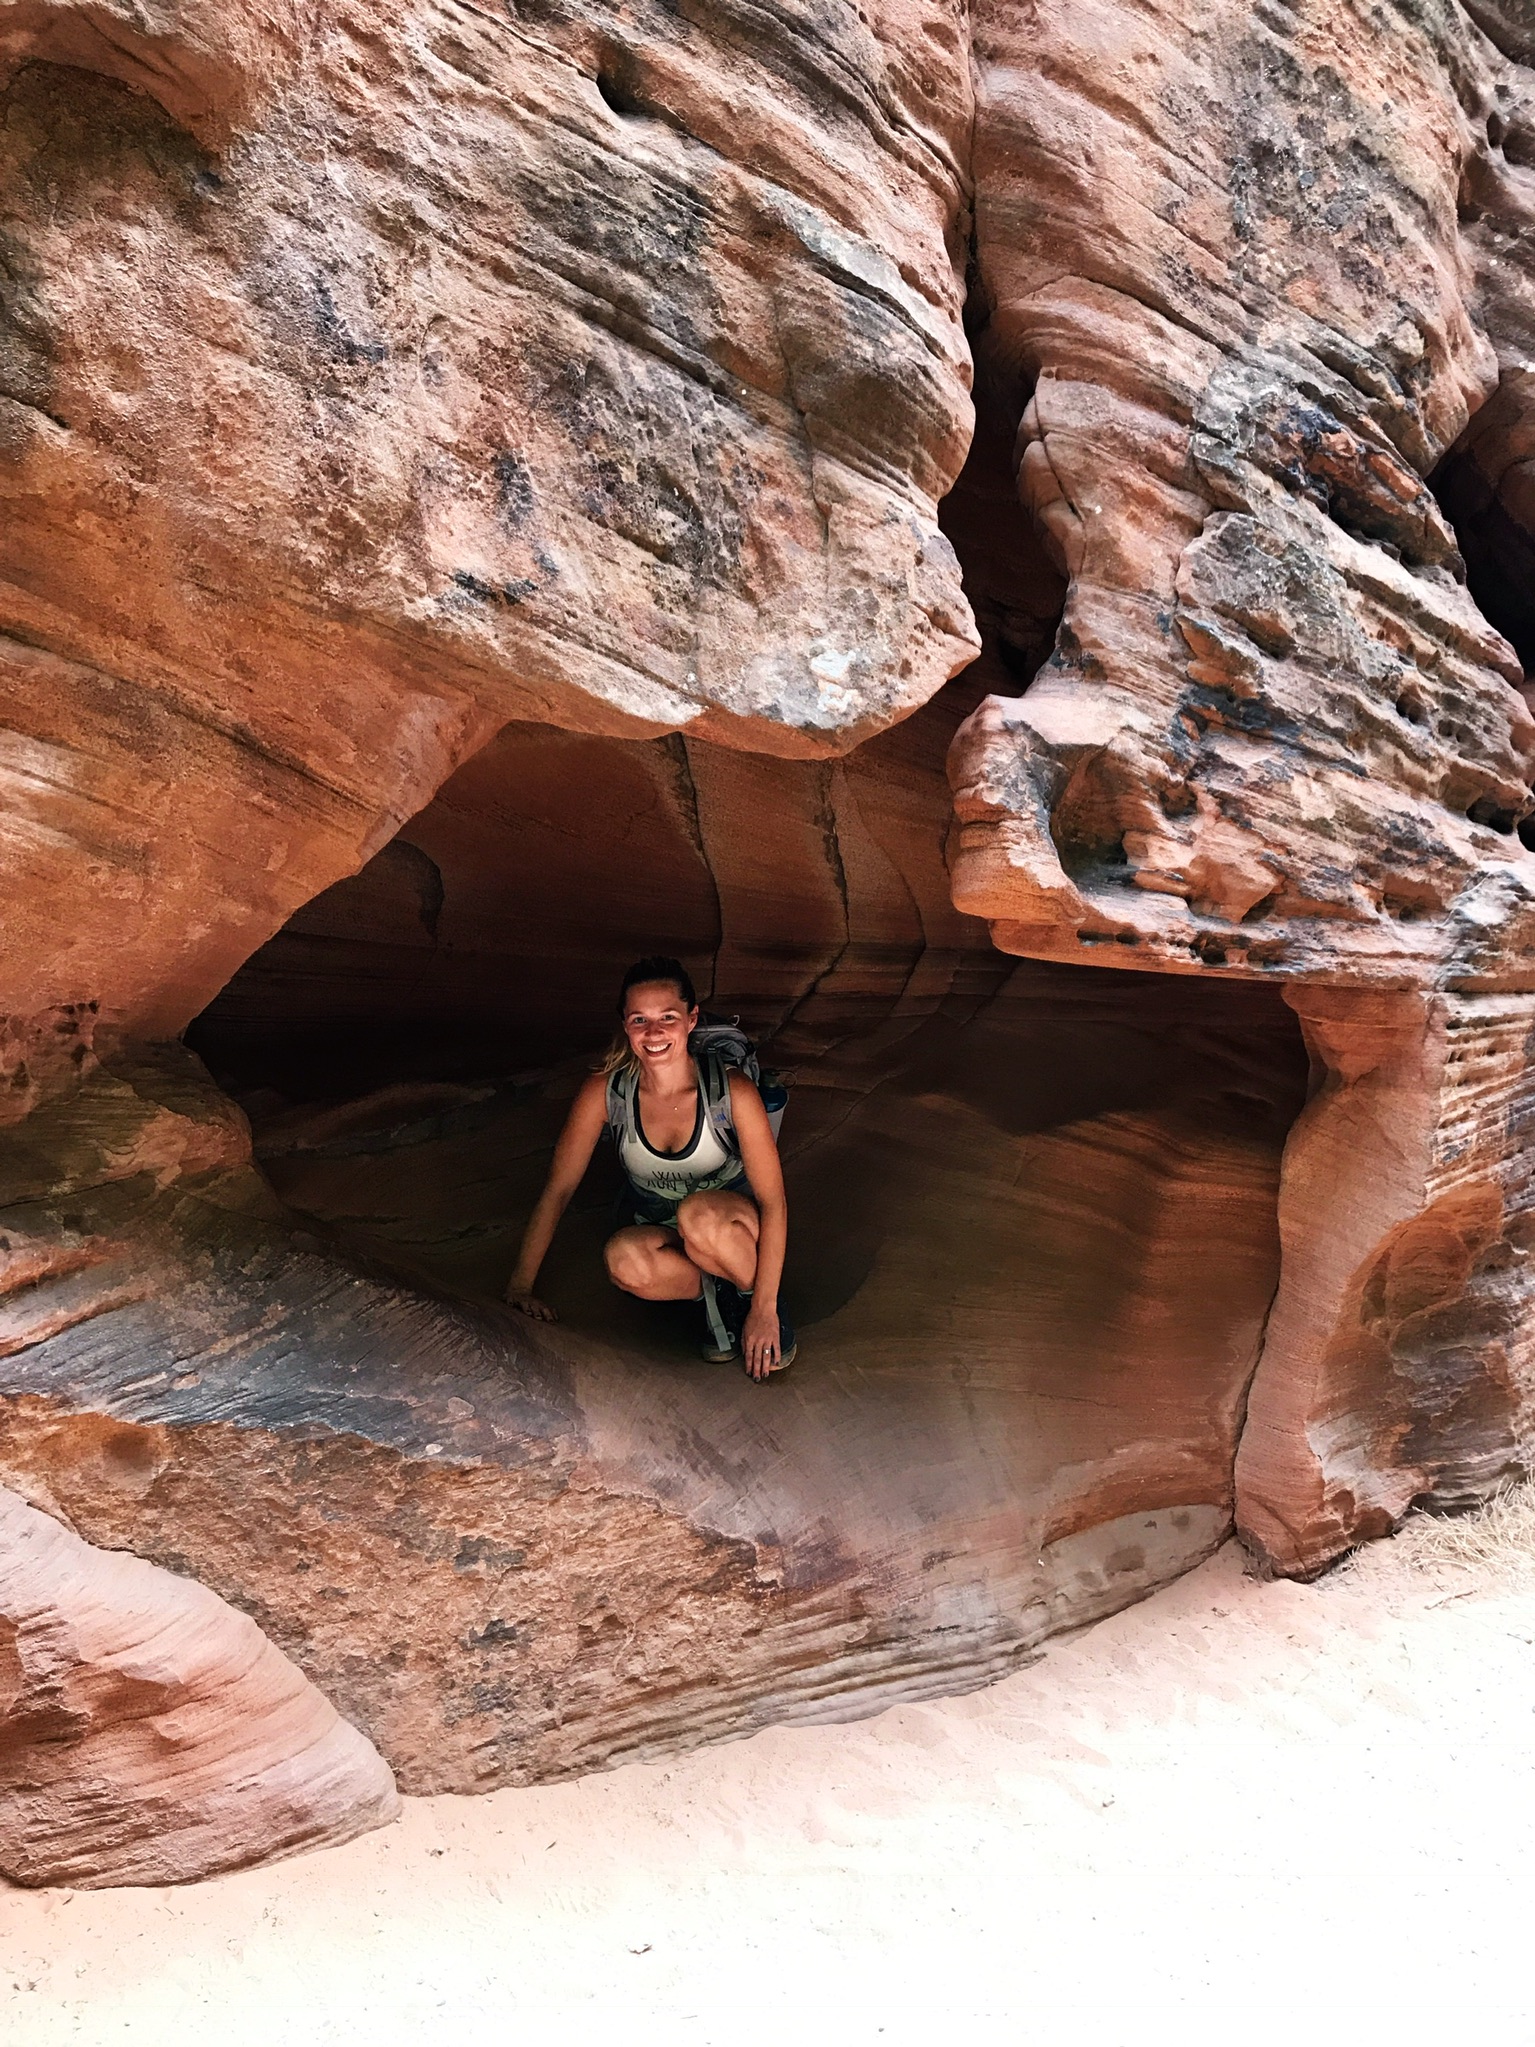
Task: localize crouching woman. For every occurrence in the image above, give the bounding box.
[505,957,794,1379]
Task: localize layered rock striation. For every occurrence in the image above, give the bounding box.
[952,0,1535,984]
[2,0,1534,1877]
[947,0,1535,1570]
[0,1482,398,1885]
[1,0,977,1089]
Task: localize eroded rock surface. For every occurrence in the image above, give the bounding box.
[942,0,1535,1570]
[1236,983,1535,1571]
[2,0,1535,1863]
[1,0,977,1079]
[0,1484,398,1886]
[951,0,1535,985]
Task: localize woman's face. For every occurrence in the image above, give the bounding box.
[623,982,698,1070]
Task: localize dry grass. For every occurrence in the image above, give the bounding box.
[1391,1478,1535,1580]
[1328,1476,1535,1587]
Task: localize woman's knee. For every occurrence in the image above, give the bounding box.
[677,1193,755,1272]
[675,1193,726,1257]
[605,1233,662,1296]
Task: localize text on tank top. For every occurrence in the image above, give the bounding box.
[617,1070,744,1208]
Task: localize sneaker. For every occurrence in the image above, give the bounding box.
[731,1302,799,1375]
[700,1281,798,1373]
[761,1309,797,1375]
[698,1275,747,1363]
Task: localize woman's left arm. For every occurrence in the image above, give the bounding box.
[729,1073,788,1373]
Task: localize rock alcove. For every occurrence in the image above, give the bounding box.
[6,0,1535,1888]
[157,675,1307,1797]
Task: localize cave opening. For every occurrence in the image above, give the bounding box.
[1430,380,1535,846]
[937,281,1069,702]
[183,297,1312,1554]
[187,658,1309,1552]
[1432,379,1535,681]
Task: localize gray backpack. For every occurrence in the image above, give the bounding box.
[605,1018,787,1158]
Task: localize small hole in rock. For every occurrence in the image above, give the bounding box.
[596,70,643,117]
[1431,374,1535,675]
[1467,797,1519,835]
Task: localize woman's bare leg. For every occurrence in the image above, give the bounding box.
[603,1225,703,1301]
[674,1191,760,1290]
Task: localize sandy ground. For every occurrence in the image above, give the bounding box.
[6,1507,1535,2046]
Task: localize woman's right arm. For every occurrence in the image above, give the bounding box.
[506,1074,612,1320]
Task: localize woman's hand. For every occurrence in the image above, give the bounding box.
[507,1288,557,1323]
[503,1075,609,1331]
[743,1300,782,1379]
[729,1073,789,1377]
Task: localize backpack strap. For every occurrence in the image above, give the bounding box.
[699,1048,740,1159]
[611,1049,762,1166]
[605,1066,640,1150]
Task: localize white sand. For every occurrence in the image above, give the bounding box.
[7,1512,1535,2046]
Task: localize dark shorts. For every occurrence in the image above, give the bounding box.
[623,1176,754,1232]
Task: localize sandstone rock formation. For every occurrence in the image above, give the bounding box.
[1,685,1305,1792]
[2,0,1534,1871]
[0,0,977,1102]
[948,0,1535,1570]
[0,1483,398,1886]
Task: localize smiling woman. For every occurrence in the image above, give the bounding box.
[507,957,795,1379]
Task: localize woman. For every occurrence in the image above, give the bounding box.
[505,957,794,1380]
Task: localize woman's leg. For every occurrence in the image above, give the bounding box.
[603,1225,702,1301]
[674,1190,759,1290]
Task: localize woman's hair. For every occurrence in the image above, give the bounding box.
[600,957,699,1079]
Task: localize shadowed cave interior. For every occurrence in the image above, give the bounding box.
[1433,377,1535,689]
[186,654,1311,1546]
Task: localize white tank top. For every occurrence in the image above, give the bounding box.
[617,1072,743,1212]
